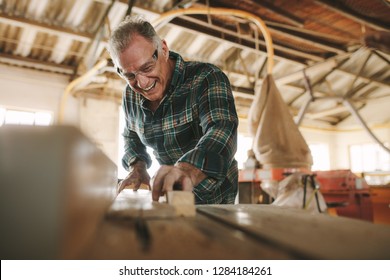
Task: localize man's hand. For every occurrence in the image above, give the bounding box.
[117,160,151,194]
[151,162,206,201]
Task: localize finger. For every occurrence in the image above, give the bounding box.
[119,179,136,192]
[162,171,182,194]
[151,165,169,188]
[151,165,171,201]
[117,180,130,194]
[181,177,193,191]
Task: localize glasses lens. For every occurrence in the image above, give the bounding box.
[119,48,158,82]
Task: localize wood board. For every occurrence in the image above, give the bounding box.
[106,189,176,219]
[82,213,295,260]
[197,204,390,259]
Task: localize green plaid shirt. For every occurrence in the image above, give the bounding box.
[121,51,238,204]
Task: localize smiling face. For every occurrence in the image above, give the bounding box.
[115,34,172,108]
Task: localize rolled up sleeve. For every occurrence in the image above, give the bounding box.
[178,69,238,181]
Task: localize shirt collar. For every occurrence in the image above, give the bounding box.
[168,51,185,93]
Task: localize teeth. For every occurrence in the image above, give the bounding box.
[140,81,156,91]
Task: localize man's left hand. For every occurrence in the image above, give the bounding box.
[151,162,206,201]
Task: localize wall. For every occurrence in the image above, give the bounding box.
[79,98,120,164]
[0,64,119,165]
[0,64,79,125]
[301,126,390,170]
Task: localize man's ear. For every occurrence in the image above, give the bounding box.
[161,39,169,60]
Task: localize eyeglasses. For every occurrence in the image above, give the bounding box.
[117,49,158,83]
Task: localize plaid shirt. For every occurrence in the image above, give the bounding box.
[121,51,238,204]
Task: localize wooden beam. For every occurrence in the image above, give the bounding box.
[314,0,390,31]
[198,0,347,53]
[252,0,304,27]
[0,12,93,42]
[266,24,347,54]
[171,17,323,63]
[0,52,74,74]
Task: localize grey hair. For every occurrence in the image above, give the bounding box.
[107,15,161,62]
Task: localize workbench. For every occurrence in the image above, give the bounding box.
[1,126,389,260]
[81,204,390,260]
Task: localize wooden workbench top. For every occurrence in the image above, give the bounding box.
[81,204,390,260]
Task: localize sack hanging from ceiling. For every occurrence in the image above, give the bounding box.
[248,74,313,169]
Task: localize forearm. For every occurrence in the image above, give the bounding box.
[122,129,152,170]
[178,119,237,180]
[129,159,148,172]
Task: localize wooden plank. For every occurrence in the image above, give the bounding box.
[0,125,117,259]
[81,214,296,260]
[197,204,390,259]
[166,191,196,217]
[106,189,176,219]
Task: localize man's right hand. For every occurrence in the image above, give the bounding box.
[117,160,151,194]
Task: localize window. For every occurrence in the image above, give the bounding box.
[237,134,253,169]
[350,143,390,173]
[0,107,52,127]
[117,108,160,179]
[309,143,330,171]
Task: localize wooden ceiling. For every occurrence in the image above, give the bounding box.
[0,0,389,131]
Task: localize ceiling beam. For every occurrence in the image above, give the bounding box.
[275,53,351,85]
[0,53,74,74]
[266,24,347,54]
[171,16,323,63]
[251,0,304,27]
[207,0,347,53]
[275,50,390,90]
[0,12,93,42]
[314,0,390,31]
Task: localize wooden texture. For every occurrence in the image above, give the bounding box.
[0,125,117,259]
[106,189,176,219]
[197,204,390,259]
[82,204,390,260]
[166,191,196,217]
[82,213,294,260]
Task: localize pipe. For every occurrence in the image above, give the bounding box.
[295,97,312,126]
[58,59,108,124]
[152,7,274,74]
[343,99,390,154]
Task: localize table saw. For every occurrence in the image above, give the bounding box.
[1,126,389,260]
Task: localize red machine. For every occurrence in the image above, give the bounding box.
[315,170,373,221]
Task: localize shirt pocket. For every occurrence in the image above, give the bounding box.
[162,108,194,130]
[161,109,199,151]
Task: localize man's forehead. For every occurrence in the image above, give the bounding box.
[117,36,155,70]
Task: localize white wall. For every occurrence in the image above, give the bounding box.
[0,64,119,166]
[0,64,79,125]
[301,126,390,170]
[79,98,120,164]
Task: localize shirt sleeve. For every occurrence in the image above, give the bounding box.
[121,100,152,170]
[178,67,238,181]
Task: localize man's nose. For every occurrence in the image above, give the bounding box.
[136,74,150,89]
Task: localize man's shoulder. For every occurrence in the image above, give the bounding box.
[184,60,224,80]
[186,60,220,72]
